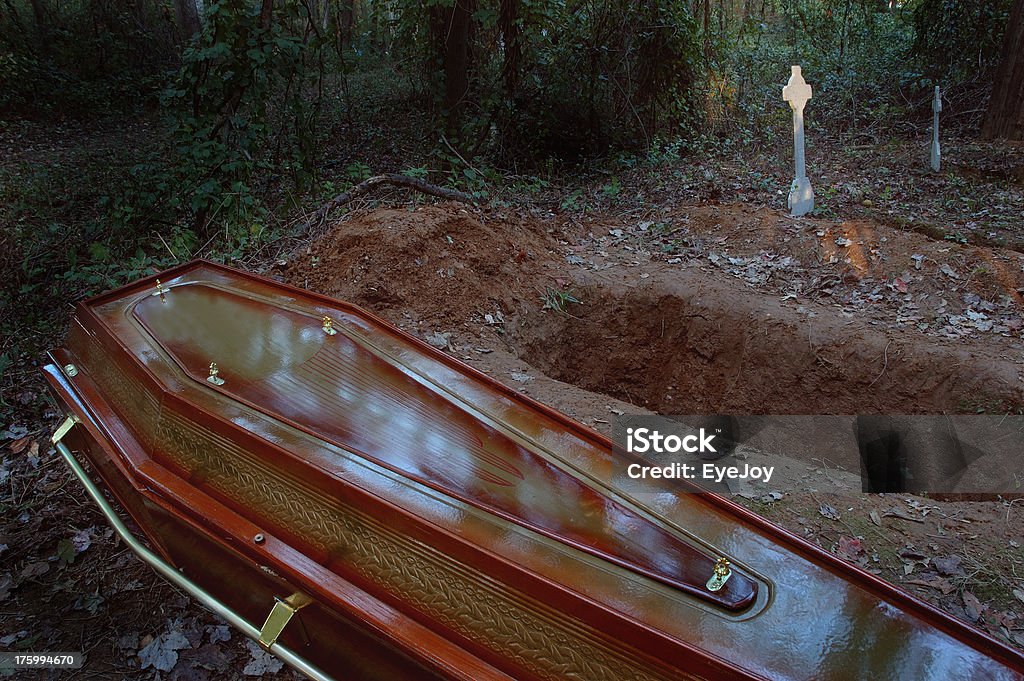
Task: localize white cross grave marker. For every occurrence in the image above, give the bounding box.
[782,65,814,216]
[930,85,942,172]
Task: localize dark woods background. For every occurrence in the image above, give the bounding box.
[1,0,1023,407]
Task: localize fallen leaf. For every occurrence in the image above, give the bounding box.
[906,576,955,595]
[116,632,139,651]
[1013,589,1024,605]
[425,332,450,350]
[0,631,26,646]
[869,510,882,526]
[818,503,841,521]
[138,631,190,672]
[169,663,210,681]
[837,536,864,561]
[74,591,104,615]
[56,538,76,565]
[189,643,232,672]
[9,437,30,454]
[206,625,231,644]
[963,592,985,622]
[898,549,928,562]
[932,555,964,577]
[883,509,925,523]
[1,425,28,440]
[20,561,50,579]
[996,610,1018,629]
[242,639,284,676]
[0,574,13,601]
[71,529,92,554]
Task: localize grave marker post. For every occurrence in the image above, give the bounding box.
[783,65,814,216]
[931,85,942,172]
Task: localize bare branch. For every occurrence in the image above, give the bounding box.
[299,173,477,234]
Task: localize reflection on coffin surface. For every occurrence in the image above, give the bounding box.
[43,261,1024,681]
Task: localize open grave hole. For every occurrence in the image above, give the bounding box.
[510,269,1024,417]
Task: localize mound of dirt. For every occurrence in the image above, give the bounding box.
[285,204,571,327]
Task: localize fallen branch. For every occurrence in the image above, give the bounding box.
[300,173,477,234]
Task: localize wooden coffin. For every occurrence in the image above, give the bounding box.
[43,260,1024,680]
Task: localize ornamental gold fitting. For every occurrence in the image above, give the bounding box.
[706,557,732,592]
[152,279,170,298]
[207,362,225,386]
[322,316,337,335]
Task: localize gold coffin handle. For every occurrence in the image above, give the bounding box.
[260,592,313,650]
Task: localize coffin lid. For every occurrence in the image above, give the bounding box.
[131,280,757,611]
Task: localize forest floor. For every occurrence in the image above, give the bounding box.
[2,124,1024,678]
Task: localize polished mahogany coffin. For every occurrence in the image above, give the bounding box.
[44,261,1024,680]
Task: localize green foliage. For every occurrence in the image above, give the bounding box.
[55,538,76,565]
[345,161,373,181]
[722,3,920,131]
[380,0,699,160]
[541,286,581,313]
[503,0,699,157]
[160,0,322,232]
[600,177,622,200]
[0,0,177,115]
[911,0,1012,81]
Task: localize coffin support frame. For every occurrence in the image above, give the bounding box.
[52,416,334,681]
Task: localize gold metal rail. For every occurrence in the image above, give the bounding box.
[52,417,333,681]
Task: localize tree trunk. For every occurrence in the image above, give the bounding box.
[338,1,354,43]
[498,0,520,96]
[174,0,201,37]
[444,0,471,137]
[982,0,1024,140]
[28,0,49,53]
[703,0,711,62]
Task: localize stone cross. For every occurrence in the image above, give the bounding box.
[930,85,942,172]
[782,65,814,216]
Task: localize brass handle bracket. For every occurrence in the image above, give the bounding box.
[259,592,313,651]
[52,414,80,445]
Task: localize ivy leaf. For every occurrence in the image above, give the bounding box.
[56,538,76,565]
